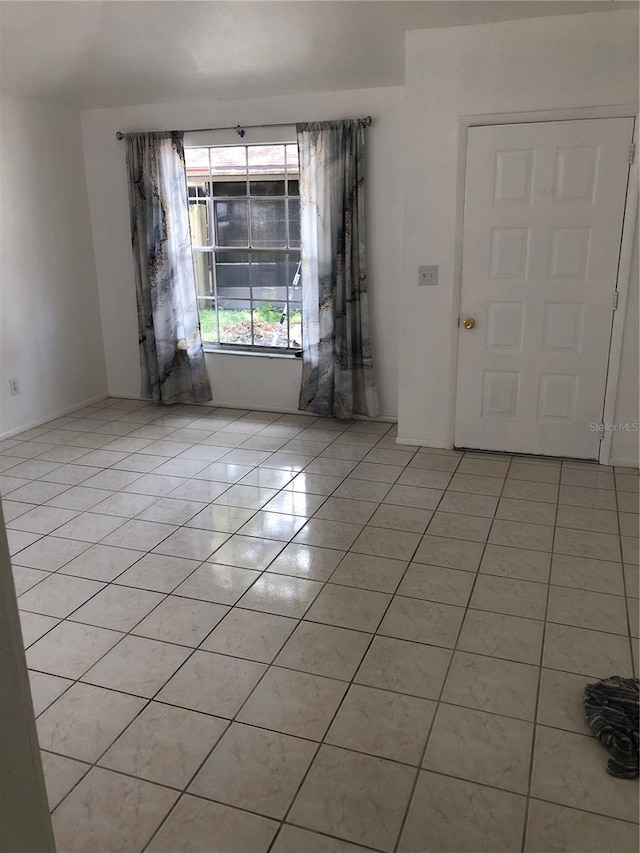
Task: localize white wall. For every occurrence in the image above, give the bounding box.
[0,96,107,436]
[399,10,639,453]
[0,505,55,851]
[611,220,639,467]
[81,86,404,417]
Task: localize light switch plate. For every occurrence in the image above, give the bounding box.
[418,265,438,286]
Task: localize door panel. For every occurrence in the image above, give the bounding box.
[455,118,633,458]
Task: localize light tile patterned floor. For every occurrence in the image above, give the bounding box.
[2,397,639,853]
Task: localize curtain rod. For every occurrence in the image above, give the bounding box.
[115,116,372,140]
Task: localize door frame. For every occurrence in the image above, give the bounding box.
[450,105,638,464]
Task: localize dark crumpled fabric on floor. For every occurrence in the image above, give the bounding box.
[584,676,639,779]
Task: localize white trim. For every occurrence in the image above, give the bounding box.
[101,393,397,423]
[196,405,397,423]
[452,106,638,462]
[185,126,296,148]
[203,348,298,360]
[599,118,638,465]
[100,392,151,402]
[0,393,109,441]
[461,104,639,128]
[200,401,315,417]
[609,456,640,469]
[396,437,450,449]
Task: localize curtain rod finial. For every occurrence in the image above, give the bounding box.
[116,131,124,140]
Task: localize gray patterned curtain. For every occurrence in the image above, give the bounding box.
[125,131,212,404]
[296,120,380,420]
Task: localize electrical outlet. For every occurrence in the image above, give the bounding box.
[8,378,19,396]
[418,265,438,286]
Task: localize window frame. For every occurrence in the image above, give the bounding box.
[185,139,302,355]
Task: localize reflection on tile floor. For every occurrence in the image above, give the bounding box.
[2,397,639,853]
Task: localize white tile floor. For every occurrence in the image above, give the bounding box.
[2,397,639,853]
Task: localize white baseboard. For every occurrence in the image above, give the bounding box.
[609,455,640,469]
[5,387,398,427]
[0,393,109,441]
[100,391,307,416]
[396,434,638,465]
[396,436,451,449]
[109,393,397,422]
[203,402,397,423]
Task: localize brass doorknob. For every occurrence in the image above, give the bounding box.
[462,317,476,329]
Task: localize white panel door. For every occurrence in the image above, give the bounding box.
[455,118,633,458]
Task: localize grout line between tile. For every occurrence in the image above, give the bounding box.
[519,454,559,853]
[5,398,639,851]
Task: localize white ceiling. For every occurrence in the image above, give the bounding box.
[0,1,635,109]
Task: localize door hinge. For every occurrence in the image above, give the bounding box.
[630,143,636,165]
[613,290,619,310]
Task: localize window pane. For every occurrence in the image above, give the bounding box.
[214,251,250,299]
[287,179,299,196]
[252,286,288,304]
[288,303,303,349]
[187,172,211,246]
[185,147,210,177]
[210,147,246,176]
[251,252,300,291]
[214,200,248,247]
[286,144,299,174]
[193,252,218,344]
[287,256,302,290]
[217,300,253,346]
[249,302,301,349]
[212,179,246,197]
[193,251,213,299]
[189,202,209,246]
[248,145,286,176]
[188,183,208,199]
[250,180,285,197]
[252,302,284,347]
[216,249,251,265]
[250,199,286,247]
[199,308,218,344]
[288,199,301,248]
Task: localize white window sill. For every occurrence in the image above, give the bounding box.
[203,347,300,360]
